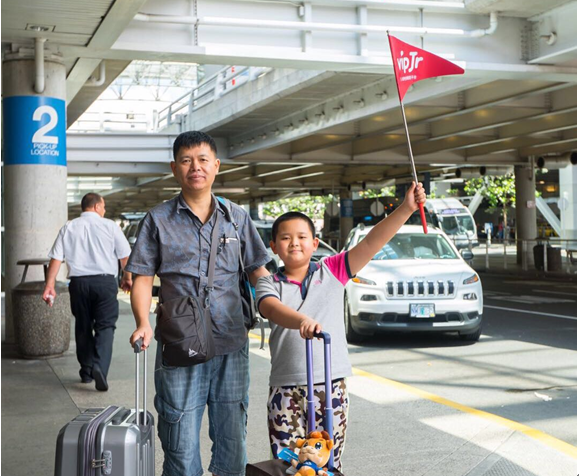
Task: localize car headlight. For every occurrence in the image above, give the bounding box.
[352,276,376,285]
[463,274,479,285]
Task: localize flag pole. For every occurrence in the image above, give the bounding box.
[388,32,428,234]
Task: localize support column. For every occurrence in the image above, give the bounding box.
[339,189,354,249]
[249,199,260,220]
[558,163,577,245]
[514,164,537,265]
[3,51,68,342]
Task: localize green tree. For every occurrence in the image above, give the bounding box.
[464,175,516,237]
[358,186,395,199]
[261,195,334,221]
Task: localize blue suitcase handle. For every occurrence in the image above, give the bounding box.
[305,331,334,469]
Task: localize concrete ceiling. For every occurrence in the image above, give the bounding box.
[1,0,148,126]
[465,0,572,17]
[2,0,577,217]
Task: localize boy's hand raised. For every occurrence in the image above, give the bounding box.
[299,314,322,339]
[403,181,427,212]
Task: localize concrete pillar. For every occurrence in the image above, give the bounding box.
[339,190,354,249]
[514,164,537,265]
[3,54,68,342]
[558,164,577,245]
[249,200,260,220]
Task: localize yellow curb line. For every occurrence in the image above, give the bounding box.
[248,332,577,459]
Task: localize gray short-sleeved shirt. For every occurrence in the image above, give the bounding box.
[256,253,354,386]
[125,193,270,355]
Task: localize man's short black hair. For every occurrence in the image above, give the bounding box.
[81,193,103,211]
[271,212,316,241]
[173,131,217,159]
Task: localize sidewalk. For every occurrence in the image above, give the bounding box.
[2,295,576,476]
[470,243,576,280]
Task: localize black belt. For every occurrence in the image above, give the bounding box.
[70,274,114,279]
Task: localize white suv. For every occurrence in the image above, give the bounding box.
[343,224,483,342]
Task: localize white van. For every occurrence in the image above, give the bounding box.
[425,198,478,249]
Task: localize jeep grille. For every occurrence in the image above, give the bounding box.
[385,280,456,299]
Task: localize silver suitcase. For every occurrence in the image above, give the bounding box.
[54,340,154,476]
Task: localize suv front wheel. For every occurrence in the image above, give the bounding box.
[459,324,482,342]
[344,295,367,343]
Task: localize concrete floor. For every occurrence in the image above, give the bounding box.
[1,290,576,476]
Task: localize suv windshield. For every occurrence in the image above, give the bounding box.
[439,215,475,235]
[357,233,459,260]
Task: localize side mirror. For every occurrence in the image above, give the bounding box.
[461,250,474,261]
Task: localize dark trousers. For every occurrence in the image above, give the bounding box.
[69,275,119,380]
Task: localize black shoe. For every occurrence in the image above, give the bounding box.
[92,367,108,392]
[81,377,93,384]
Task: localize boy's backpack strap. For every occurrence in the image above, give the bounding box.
[215,196,266,349]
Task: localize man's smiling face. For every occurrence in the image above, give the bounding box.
[171,143,220,194]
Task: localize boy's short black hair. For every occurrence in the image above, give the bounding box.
[173,131,217,159]
[271,212,316,241]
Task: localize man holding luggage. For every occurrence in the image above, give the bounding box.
[126,131,270,476]
[43,193,132,391]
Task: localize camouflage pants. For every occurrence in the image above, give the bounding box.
[267,378,349,470]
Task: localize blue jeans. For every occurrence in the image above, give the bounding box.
[154,341,250,476]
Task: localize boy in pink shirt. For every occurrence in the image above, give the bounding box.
[255,182,426,470]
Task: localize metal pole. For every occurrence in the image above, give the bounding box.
[503,238,507,270]
[485,232,490,270]
[398,100,419,185]
[543,242,548,273]
[522,240,528,271]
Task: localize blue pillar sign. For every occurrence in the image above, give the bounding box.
[3,96,66,166]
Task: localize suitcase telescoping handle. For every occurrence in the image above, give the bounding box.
[305,331,334,469]
[133,338,147,425]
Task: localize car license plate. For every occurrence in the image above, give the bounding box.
[410,304,435,318]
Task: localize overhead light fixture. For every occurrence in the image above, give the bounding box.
[26,24,54,32]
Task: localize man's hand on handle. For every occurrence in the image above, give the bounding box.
[130,325,154,351]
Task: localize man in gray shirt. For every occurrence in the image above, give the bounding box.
[43,193,132,391]
[126,131,270,476]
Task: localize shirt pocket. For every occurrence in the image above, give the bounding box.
[216,235,240,274]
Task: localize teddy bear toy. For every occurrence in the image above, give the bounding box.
[291,430,334,476]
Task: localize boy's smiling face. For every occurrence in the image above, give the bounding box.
[270,218,319,270]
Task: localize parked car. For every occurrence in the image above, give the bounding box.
[121,213,160,296]
[121,212,146,247]
[343,224,483,343]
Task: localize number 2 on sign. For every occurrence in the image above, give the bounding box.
[32,106,58,144]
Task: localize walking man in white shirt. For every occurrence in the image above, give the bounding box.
[42,193,132,391]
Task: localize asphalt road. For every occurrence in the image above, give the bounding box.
[345,272,577,446]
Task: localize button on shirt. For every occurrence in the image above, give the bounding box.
[48,212,131,277]
[125,194,270,355]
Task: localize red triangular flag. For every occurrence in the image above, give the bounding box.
[388,34,465,102]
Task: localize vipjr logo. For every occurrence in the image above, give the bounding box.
[397,50,424,75]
